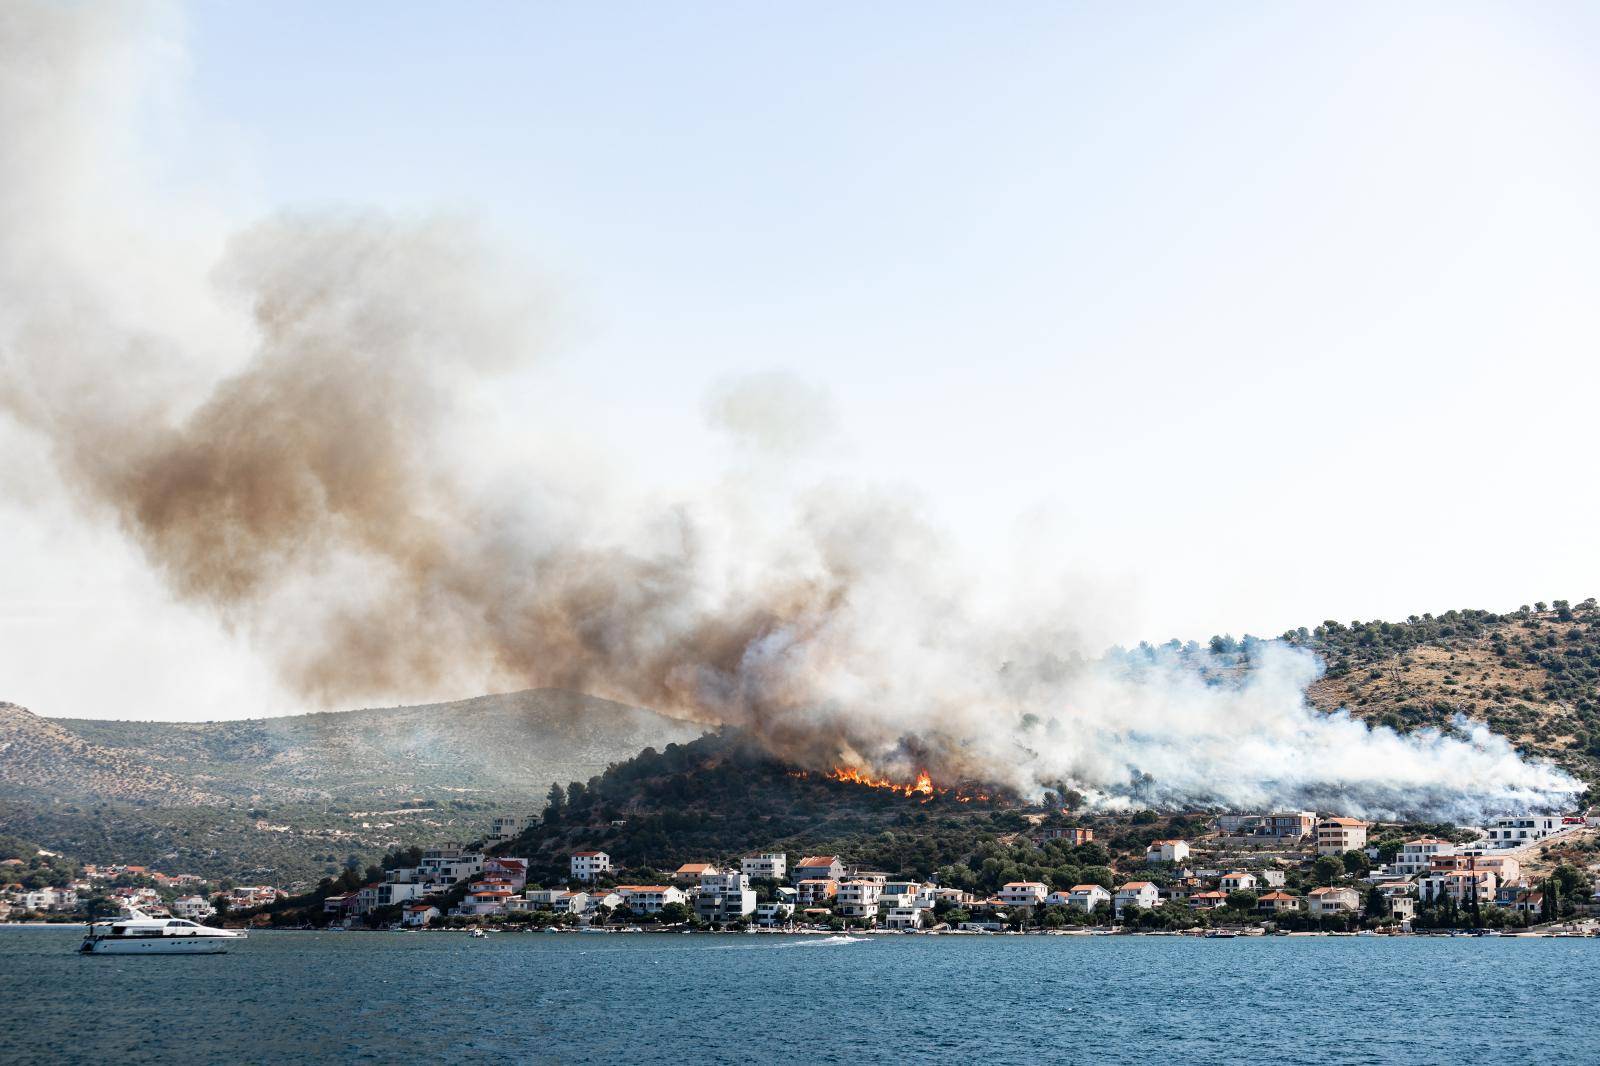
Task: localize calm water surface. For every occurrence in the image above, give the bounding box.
[1,927,1594,1064]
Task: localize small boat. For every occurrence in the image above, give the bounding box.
[79,908,245,955]
[1204,930,1238,939]
[470,928,487,938]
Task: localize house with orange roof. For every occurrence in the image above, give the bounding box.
[1114,881,1161,916]
[1316,818,1371,856]
[570,850,612,882]
[673,862,720,884]
[1189,890,1228,910]
[1219,871,1258,892]
[403,903,441,928]
[1145,839,1190,863]
[483,857,529,888]
[1255,890,1300,914]
[1066,884,1111,912]
[796,879,838,906]
[998,882,1049,907]
[615,885,686,914]
[1307,886,1361,913]
[1416,869,1496,908]
[793,856,845,884]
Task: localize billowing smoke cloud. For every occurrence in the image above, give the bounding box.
[0,2,1581,819]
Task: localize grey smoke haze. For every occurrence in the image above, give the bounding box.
[0,1,1581,818]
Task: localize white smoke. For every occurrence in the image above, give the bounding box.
[0,1,1583,821]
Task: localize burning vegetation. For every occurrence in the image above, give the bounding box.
[790,766,993,803]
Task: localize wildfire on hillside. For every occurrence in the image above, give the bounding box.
[789,766,992,803]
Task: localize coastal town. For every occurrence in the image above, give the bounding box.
[333,809,1600,935]
[14,803,1597,938]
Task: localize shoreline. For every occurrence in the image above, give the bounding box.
[5,921,1593,938]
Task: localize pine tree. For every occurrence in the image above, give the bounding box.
[543,781,565,825]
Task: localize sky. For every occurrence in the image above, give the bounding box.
[4,1,1600,722]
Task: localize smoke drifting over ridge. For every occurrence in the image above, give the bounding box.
[0,2,1581,819]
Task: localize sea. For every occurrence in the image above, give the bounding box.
[2,926,1595,1065]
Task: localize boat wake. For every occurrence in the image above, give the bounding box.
[785,935,870,947]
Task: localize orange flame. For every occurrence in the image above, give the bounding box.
[823,766,987,803]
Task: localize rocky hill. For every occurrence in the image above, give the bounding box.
[0,690,705,879]
[1284,598,1600,788]
[51,689,706,803]
[0,702,224,806]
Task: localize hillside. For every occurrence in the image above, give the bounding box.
[52,689,705,802]
[500,730,1030,885]
[0,703,224,806]
[0,690,705,880]
[1283,598,1600,788]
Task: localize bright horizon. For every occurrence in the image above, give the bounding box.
[5,2,1600,722]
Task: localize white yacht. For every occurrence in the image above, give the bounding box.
[79,908,246,955]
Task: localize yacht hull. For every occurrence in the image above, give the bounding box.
[81,936,235,955]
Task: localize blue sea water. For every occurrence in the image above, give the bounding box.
[1,927,1595,1065]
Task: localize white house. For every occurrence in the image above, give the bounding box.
[741,853,788,882]
[1391,838,1456,876]
[836,880,883,920]
[884,906,924,930]
[998,882,1049,907]
[19,889,57,912]
[695,871,756,923]
[1066,884,1111,913]
[421,845,484,884]
[881,881,924,907]
[1481,816,1563,849]
[755,901,795,926]
[488,815,531,842]
[1146,839,1190,864]
[1114,882,1161,916]
[170,895,216,920]
[1416,869,1497,907]
[1256,891,1300,914]
[1219,871,1258,892]
[374,882,427,909]
[520,888,589,914]
[673,863,720,884]
[583,891,623,915]
[570,851,612,882]
[403,903,441,928]
[793,856,846,884]
[616,885,686,914]
[1306,886,1361,914]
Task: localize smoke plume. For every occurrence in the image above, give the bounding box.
[0,1,1581,819]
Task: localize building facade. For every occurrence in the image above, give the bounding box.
[1316,818,1370,856]
[741,853,788,881]
[570,851,612,882]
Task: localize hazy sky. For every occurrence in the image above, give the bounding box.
[5,1,1600,721]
